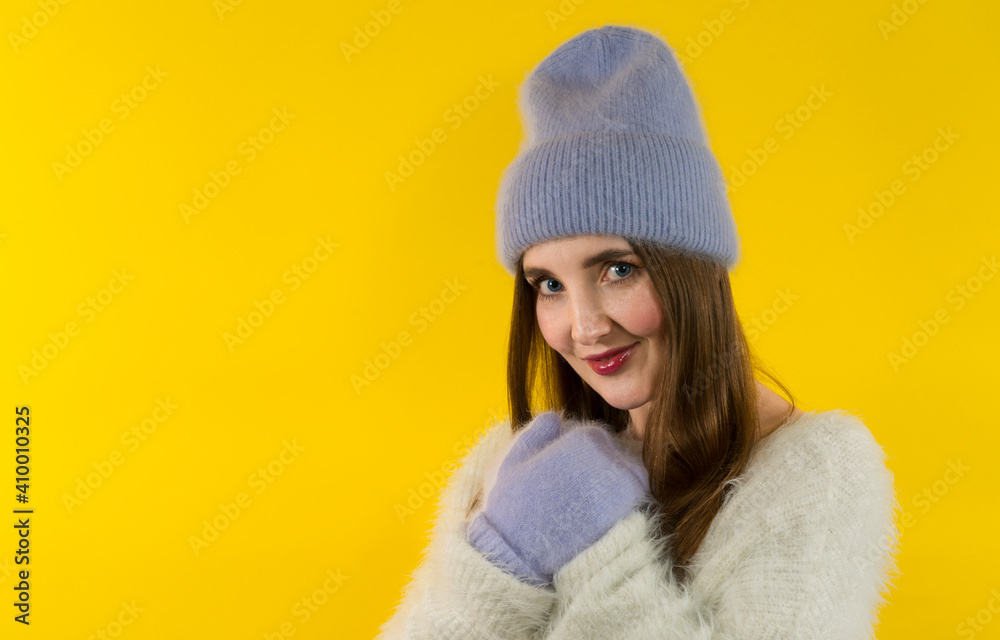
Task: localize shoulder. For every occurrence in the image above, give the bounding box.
[748,410,902,609]
[727,409,899,534]
[685,412,903,628]
[708,409,901,581]
[753,408,894,476]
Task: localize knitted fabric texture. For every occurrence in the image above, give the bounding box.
[465,412,649,588]
[376,409,902,639]
[495,24,742,276]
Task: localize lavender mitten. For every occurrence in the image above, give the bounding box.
[466,412,650,587]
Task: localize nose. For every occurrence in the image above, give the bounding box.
[569,290,611,345]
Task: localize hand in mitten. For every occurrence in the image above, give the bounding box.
[466,412,650,587]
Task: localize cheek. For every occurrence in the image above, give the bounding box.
[535,306,572,354]
[621,287,663,338]
[535,308,559,348]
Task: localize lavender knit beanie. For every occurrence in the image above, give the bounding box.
[495,24,741,276]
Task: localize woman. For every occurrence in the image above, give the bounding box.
[377,23,901,639]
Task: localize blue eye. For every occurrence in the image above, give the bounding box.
[610,264,632,279]
[539,279,563,295]
[529,261,640,302]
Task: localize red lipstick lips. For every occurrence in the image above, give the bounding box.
[584,342,638,375]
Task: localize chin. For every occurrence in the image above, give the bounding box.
[606,397,647,411]
[587,384,649,411]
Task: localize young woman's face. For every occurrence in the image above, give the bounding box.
[521,234,666,418]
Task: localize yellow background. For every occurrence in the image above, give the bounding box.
[1,0,997,638]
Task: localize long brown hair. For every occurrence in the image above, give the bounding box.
[505,236,797,583]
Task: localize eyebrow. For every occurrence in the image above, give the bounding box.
[523,248,636,281]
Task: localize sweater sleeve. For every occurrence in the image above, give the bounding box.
[375,421,557,640]
[541,412,902,640]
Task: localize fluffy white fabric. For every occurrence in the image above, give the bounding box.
[376,409,902,640]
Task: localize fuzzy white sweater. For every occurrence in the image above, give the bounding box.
[376,409,902,640]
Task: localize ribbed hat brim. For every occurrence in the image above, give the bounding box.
[496,130,741,274]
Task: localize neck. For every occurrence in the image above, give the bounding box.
[626,404,648,440]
